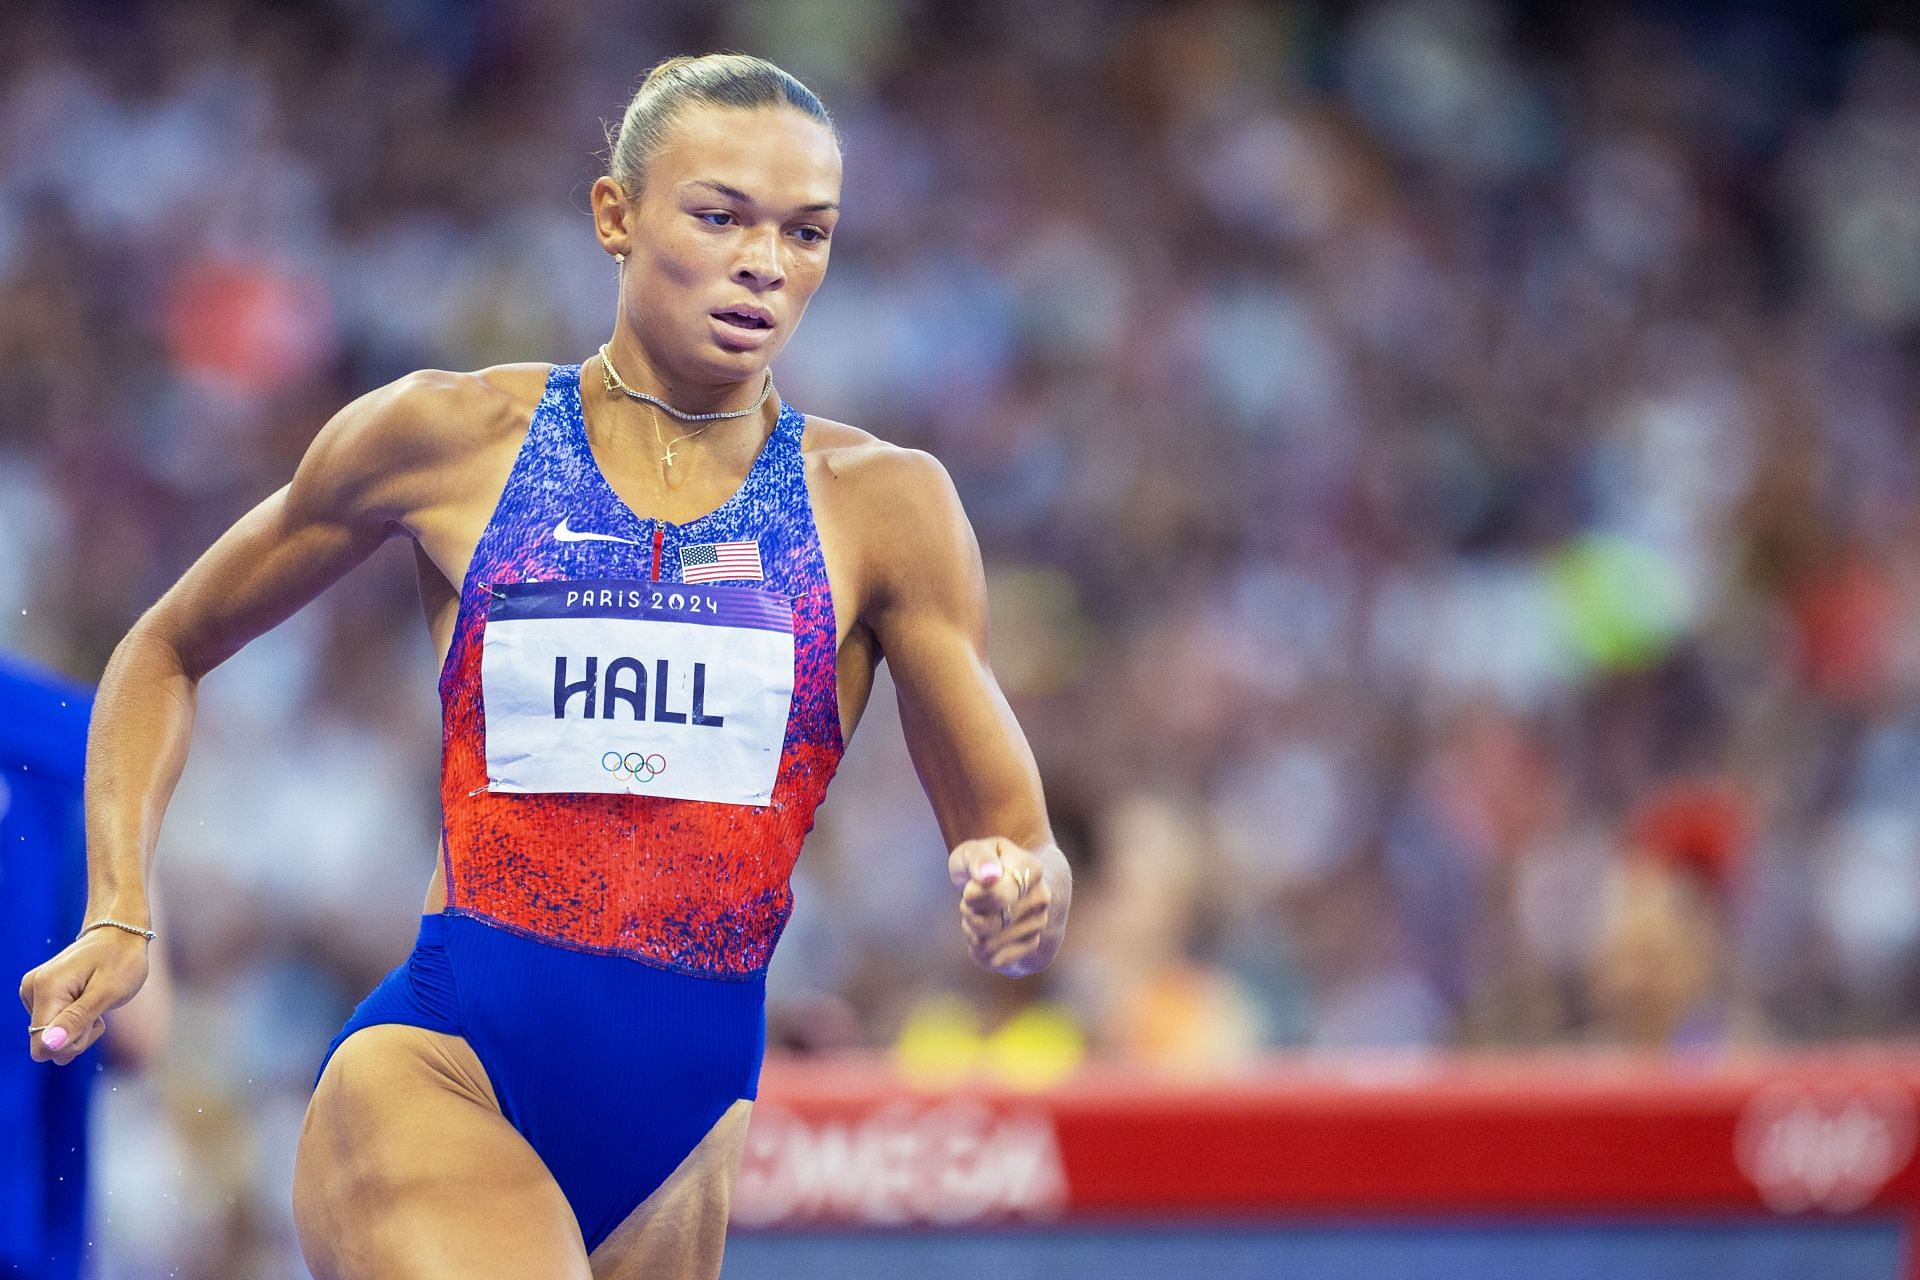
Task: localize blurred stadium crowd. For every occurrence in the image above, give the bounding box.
[7,0,1920,1272]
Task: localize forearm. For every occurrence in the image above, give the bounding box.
[81,621,201,926]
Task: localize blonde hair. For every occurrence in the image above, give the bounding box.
[605,53,838,197]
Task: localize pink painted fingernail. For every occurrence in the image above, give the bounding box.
[976,861,1002,884]
[42,1027,67,1050]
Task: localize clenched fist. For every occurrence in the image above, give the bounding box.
[19,926,150,1066]
[949,836,1066,977]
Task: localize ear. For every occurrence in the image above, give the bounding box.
[591,176,635,259]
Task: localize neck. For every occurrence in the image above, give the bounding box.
[597,335,766,417]
[585,344,781,483]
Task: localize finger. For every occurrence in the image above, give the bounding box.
[1002,896,1050,927]
[23,976,85,1063]
[31,1020,75,1063]
[966,864,1047,920]
[948,837,1018,890]
[28,976,106,1066]
[960,878,1018,916]
[958,895,1035,933]
[985,910,1047,950]
[22,967,67,1031]
[985,922,1049,969]
[48,1016,106,1068]
[948,841,983,888]
[970,914,1047,960]
[961,891,1046,933]
[961,908,1006,951]
[42,1012,105,1063]
[988,941,1040,971]
[961,850,1031,906]
[961,914,988,948]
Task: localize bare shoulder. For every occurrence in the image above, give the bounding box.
[800,413,978,608]
[294,362,552,525]
[319,363,546,469]
[800,413,965,519]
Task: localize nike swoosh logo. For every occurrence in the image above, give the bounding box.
[553,516,641,545]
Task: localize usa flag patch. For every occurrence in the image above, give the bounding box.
[681,540,764,583]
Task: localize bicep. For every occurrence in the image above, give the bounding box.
[143,381,418,676]
[146,480,390,677]
[872,458,1051,850]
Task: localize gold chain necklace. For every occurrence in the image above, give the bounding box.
[597,343,773,468]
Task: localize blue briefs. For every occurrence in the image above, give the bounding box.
[314,912,767,1253]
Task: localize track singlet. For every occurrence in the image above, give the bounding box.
[436,364,844,976]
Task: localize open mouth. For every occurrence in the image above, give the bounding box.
[714,309,773,330]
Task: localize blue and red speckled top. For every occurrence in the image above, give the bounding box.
[436,363,843,978]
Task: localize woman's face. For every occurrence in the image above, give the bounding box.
[600,103,842,387]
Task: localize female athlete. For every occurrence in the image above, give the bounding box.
[17,52,1071,1279]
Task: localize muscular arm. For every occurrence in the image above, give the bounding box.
[22,370,464,1064]
[83,372,448,928]
[860,448,1071,976]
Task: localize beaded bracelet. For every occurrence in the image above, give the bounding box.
[80,917,156,942]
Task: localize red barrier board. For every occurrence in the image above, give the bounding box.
[738,1047,1920,1275]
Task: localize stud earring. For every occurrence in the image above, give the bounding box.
[614,252,625,266]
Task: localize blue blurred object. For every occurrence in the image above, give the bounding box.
[0,655,98,1280]
[722,1218,1905,1280]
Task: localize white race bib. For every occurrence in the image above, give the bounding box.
[479,580,795,804]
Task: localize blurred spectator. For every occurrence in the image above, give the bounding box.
[1064,794,1263,1073]
[0,655,95,1280]
[1,653,169,1279]
[1587,777,1755,1050]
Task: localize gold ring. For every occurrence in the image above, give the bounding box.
[27,1025,51,1034]
[1015,868,1030,897]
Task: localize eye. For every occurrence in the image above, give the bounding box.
[697,211,735,227]
[793,225,829,244]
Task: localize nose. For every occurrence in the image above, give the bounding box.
[732,226,784,289]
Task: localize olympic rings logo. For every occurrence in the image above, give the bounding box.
[602,751,667,783]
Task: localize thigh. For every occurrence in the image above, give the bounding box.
[294,1023,593,1280]
[588,1099,754,1280]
